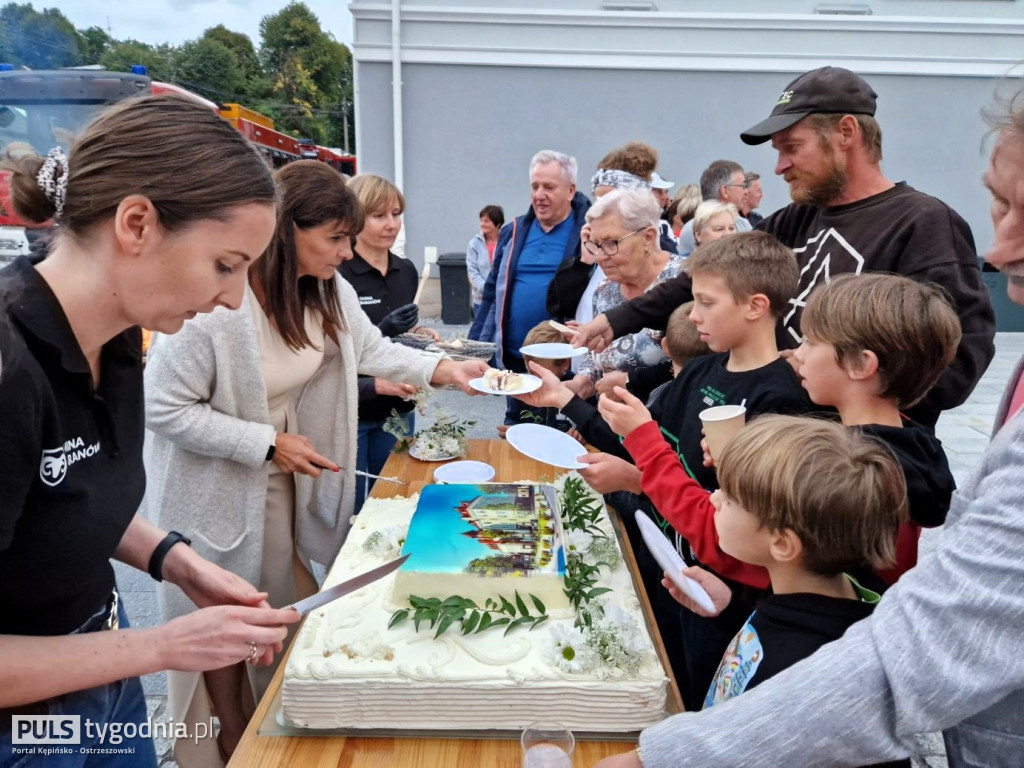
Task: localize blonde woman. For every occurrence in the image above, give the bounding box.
[340,174,441,509]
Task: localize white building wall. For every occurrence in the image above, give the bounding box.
[351,2,1024,270]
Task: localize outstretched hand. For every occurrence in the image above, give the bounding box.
[571,313,614,353]
[516,361,574,409]
[433,359,489,394]
[596,386,652,438]
[577,452,642,495]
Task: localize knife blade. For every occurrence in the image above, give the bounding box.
[288,553,410,615]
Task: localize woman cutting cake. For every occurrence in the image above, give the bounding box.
[0,95,300,764]
[142,160,486,764]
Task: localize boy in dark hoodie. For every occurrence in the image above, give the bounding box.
[694,415,910,768]
[791,273,960,584]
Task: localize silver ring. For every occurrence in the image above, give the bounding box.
[247,641,259,664]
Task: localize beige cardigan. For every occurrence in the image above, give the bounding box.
[141,276,441,625]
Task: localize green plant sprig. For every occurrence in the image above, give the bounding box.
[559,476,605,536]
[389,591,549,638]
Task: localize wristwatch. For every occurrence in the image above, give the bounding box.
[148,531,192,582]
[266,443,277,462]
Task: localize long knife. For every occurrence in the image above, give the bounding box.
[288,553,410,615]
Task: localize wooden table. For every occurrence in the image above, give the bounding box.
[231,439,681,767]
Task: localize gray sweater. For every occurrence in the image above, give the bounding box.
[141,277,441,624]
[637,356,1024,767]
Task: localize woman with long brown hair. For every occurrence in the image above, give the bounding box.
[143,160,486,763]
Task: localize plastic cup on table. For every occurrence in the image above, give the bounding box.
[699,404,747,462]
[521,722,574,768]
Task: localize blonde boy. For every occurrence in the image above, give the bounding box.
[498,322,572,437]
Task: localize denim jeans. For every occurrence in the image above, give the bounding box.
[0,597,158,768]
[944,688,1024,768]
[355,412,414,512]
[468,302,496,343]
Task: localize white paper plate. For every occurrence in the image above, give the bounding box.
[433,460,496,484]
[505,423,587,469]
[408,443,458,462]
[519,343,588,360]
[468,374,543,396]
[635,511,716,614]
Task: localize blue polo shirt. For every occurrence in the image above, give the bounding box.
[505,215,573,358]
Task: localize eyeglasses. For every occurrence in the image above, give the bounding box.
[723,182,751,190]
[583,227,647,258]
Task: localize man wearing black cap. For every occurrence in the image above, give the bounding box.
[573,66,996,428]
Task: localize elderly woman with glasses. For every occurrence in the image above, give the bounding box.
[567,188,684,399]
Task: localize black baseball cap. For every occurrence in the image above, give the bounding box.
[740,67,878,145]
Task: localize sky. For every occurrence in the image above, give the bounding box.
[54,0,354,48]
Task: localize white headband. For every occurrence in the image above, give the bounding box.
[591,168,652,194]
[36,147,69,220]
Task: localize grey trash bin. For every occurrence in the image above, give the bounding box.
[438,251,472,325]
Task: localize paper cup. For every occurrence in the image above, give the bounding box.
[699,404,747,462]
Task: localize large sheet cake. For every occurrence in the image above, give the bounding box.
[281,480,670,732]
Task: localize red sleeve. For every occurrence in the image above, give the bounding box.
[623,420,770,590]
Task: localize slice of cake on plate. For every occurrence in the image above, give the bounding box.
[483,368,526,391]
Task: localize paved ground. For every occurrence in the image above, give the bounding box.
[119,309,1024,766]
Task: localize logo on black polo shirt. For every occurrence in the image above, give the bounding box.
[39,436,100,487]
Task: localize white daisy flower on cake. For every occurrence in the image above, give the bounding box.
[563,529,593,556]
[543,623,593,674]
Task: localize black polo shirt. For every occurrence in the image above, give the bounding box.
[0,257,146,636]
[339,250,420,422]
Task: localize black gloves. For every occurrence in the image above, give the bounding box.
[377,303,418,337]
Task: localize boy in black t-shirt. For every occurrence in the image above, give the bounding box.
[674,415,910,768]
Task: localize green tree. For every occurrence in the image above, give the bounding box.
[203,24,264,99]
[258,2,353,147]
[174,36,245,103]
[99,39,176,81]
[465,555,521,575]
[78,25,111,65]
[0,3,83,68]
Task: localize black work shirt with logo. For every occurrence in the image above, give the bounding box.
[0,257,145,636]
[338,250,420,422]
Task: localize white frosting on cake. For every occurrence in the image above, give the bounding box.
[282,483,670,732]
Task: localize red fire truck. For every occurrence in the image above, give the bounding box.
[0,66,356,262]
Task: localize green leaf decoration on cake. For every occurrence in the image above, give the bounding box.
[389,589,550,638]
[389,477,629,650]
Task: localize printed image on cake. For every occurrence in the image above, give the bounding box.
[483,367,526,392]
[393,484,568,610]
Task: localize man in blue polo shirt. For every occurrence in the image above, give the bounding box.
[472,149,591,423]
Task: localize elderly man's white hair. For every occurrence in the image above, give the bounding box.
[586,187,661,232]
[530,150,578,185]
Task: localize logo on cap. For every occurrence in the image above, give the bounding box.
[776,90,794,106]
